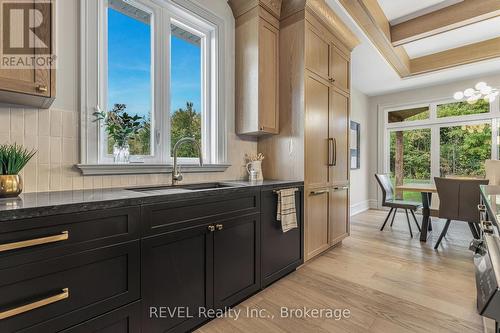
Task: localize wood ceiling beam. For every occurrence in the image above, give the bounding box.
[391,0,500,46]
[410,37,500,75]
[338,0,411,77]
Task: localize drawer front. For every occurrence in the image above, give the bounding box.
[142,190,260,236]
[0,241,140,333]
[0,207,140,269]
[59,301,141,333]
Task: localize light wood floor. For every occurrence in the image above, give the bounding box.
[197,209,483,333]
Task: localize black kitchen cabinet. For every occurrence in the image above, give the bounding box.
[213,214,260,308]
[0,182,304,333]
[141,223,214,333]
[59,301,142,333]
[260,187,304,287]
[142,213,260,332]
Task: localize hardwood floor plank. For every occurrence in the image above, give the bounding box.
[196,210,483,332]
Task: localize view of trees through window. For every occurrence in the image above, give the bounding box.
[106,4,203,158]
[389,99,491,200]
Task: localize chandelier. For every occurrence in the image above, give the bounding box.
[453,82,499,104]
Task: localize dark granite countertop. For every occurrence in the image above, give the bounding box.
[0,180,303,221]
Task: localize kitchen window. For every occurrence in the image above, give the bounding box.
[79,0,228,173]
[381,97,500,200]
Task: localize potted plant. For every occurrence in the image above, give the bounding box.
[94,104,144,163]
[0,144,36,198]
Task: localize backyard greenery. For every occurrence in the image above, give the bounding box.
[104,102,201,157]
[390,100,491,200]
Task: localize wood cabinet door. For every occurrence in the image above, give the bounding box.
[258,18,279,134]
[213,214,260,309]
[305,188,329,260]
[329,187,349,246]
[329,90,349,183]
[141,224,213,333]
[305,74,330,188]
[330,46,349,93]
[305,23,330,80]
[0,0,53,97]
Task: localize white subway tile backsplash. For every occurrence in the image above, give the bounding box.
[50,109,63,137]
[38,108,51,136]
[1,104,253,193]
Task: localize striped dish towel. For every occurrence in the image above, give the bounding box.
[276,188,299,232]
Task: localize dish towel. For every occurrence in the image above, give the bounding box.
[276,188,299,233]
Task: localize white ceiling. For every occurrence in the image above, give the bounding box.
[327,0,500,96]
[377,0,458,24]
[403,16,500,58]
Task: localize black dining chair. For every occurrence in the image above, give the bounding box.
[433,177,489,249]
[375,174,422,237]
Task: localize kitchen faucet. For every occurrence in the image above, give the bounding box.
[172,137,203,185]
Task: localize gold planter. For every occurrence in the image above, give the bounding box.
[0,175,23,198]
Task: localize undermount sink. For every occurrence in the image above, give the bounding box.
[127,182,237,192]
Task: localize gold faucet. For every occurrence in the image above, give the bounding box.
[172,137,203,185]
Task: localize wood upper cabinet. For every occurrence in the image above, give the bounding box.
[329,90,349,183]
[232,2,280,135]
[258,18,279,133]
[330,45,350,93]
[329,187,349,246]
[0,0,55,108]
[305,23,330,81]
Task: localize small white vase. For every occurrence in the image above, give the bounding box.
[246,160,263,181]
[113,143,130,163]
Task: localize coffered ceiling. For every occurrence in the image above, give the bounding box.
[337,0,500,77]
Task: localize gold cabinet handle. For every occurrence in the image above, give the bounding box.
[310,190,328,196]
[216,224,223,231]
[208,225,215,232]
[0,288,69,320]
[36,85,48,93]
[0,231,69,253]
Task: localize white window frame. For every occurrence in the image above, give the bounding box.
[80,0,228,170]
[379,95,500,184]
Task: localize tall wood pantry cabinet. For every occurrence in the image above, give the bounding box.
[258,0,359,261]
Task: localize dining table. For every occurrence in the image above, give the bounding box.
[396,183,437,242]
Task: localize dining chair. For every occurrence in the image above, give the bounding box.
[375,174,422,237]
[433,177,489,249]
[485,160,500,185]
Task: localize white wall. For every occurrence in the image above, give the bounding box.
[349,88,377,215]
[366,73,500,206]
[0,0,257,193]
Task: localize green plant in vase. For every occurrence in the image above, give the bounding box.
[0,143,36,198]
[94,104,144,163]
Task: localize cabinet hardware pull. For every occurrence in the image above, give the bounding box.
[36,85,48,93]
[333,138,337,166]
[0,288,69,320]
[333,186,349,192]
[208,225,215,232]
[310,190,328,196]
[328,138,334,166]
[216,224,223,231]
[0,231,69,253]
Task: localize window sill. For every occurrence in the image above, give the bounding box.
[75,163,231,176]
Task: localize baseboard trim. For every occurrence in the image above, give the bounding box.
[350,199,377,216]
